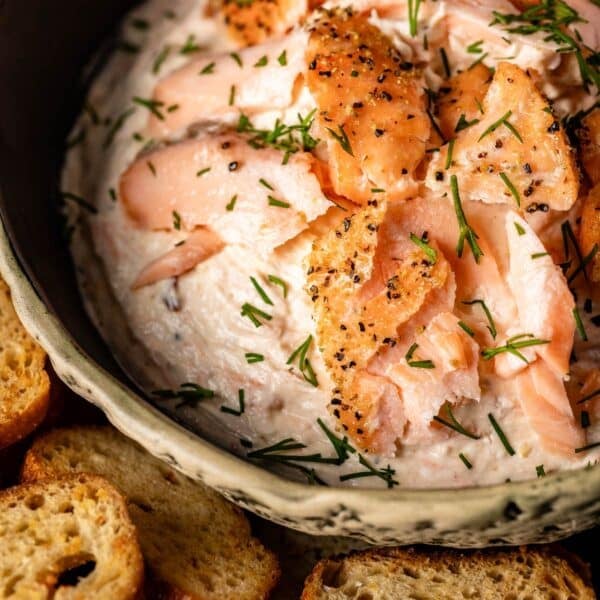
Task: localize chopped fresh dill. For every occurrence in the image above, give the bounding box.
[467,40,484,54]
[482,333,549,363]
[439,47,451,77]
[433,403,480,439]
[455,113,480,132]
[250,276,274,306]
[575,441,600,454]
[445,138,455,170]
[477,110,522,142]
[240,302,272,327]
[259,178,274,190]
[277,49,287,66]
[172,210,181,230]
[153,383,214,409]
[230,52,243,67]
[573,307,588,341]
[405,343,435,369]
[254,55,268,67]
[133,96,164,120]
[153,45,171,74]
[488,413,515,456]
[226,194,237,211]
[450,175,483,263]
[60,192,97,214]
[245,352,265,364]
[287,335,319,387]
[268,195,290,208]
[339,454,399,488]
[459,452,473,469]
[536,464,546,477]
[581,410,591,429]
[407,0,423,37]
[196,167,211,177]
[462,299,497,339]
[458,320,475,337]
[103,108,135,148]
[317,418,356,465]
[180,34,200,54]
[326,124,353,156]
[268,274,288,298]
[199,62,215,75]
[409,233,438,264]
[499,172,520,206]
[577,388,600,405]
[531,252,549,259]
[221,389,246,416]
[228,85,236,106]
[514,221,526,236]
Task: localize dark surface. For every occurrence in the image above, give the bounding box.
[0,0,138,380]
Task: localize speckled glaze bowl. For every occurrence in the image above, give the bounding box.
[2,0,600,547]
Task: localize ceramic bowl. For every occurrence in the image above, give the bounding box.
[1,0,600,547]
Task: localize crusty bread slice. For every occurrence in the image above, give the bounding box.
[22,425,280,600]
[0,473,143,599]
[0,278,50,448]
[301,546,595,600]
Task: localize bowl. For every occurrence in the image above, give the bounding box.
[1,0,600,547]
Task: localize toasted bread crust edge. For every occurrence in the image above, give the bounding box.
[301,545,595,600]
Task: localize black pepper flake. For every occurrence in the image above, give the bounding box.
[495,139,503,149]
[591,315,600,327]
[228,161,238,171]
[333,409,341,418]
[584,298,592,314]
[380,91,393,101]
[356,428,364,435]
[524,186,534,197]
[400,61,413,70]
[435,171,444,181]
[353,101,364,109]
[523,162,532,174]
[374,128,385,137]
[319,70,332,77]
[309,59,317,70]
[401,168,408,175]
[221,141,231,149]
[358,322,365,332]
[331,398,342,405]
[343,218,351,231]
[407,114,415,120]
[547,120,560,133]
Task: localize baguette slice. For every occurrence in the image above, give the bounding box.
[301,546,595,600]
[0,278,50,448]
[22,426,280,600]
[0,473,143,599]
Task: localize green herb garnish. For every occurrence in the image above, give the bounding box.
[245,352,265,364]
[488,413,515,456]
[450,175,483,263]
[407,0,422,37]
[240,303,272,327]
[153,383,214,409]
[477,110,522,142]
[268,274,288,298]
[133,96,164,120]
[482,333,549,363]
[153,46,170,74]
[277,50,287,66]
[326,124,353,156]
[459,452,473,469]
[317,418,356,465]
[339,454,399,488]
[196,167,211,177]
[405,343,435,369]
[499,172,521,206]
[409,233,438,264]
[180,34,200,54]
[536,464,546,477]
[254,55,268,67]
[445,138,455,170]
[433,403,480,439]
[221,389,246,415]
[455,114,480,132]
[250,276,273,306]
[230,52,243,67]
[226,194,237,211]
[287,335,319,387]
[268,196,290,208]
[462,299,497,338]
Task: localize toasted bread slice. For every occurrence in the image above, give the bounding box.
[22,426,280,600]
[301,546,595,600]
[0,278,50,449]
[0,473,143,599]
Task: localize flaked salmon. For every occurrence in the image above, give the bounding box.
[428,62,579,213]
[218,0,308,47]
[306,8,429,203]
[148,31,308,139]
[579,183,600,282]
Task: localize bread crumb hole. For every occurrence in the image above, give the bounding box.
[321,562,345,588]
[356,592,374,600]
[486,569,503,582]
[25,494,44,510]
[403,566,420,579]
[4,574,23,596]
[56,557,96,588]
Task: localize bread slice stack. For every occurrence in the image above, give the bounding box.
[301,546,596,600]
[0,473,143,599]
[0,278,50,448]
[22,425,280,600]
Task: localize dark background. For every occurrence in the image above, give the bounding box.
[0,1,598,596]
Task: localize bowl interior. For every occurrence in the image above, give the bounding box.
[0,0,138,382]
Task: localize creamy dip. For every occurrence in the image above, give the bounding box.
[63,0,600,488]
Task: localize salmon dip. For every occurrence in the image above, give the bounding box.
[62,0,600,488]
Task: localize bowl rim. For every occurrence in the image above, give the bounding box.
[2,210,600,529]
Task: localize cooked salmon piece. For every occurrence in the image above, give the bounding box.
[580,109,600,185]
[515,360,584,455]
[307,199,455,453]
[437,63,492,142]
[502,214,575,377]
[306,9,429,204]
[148,31,308,139]
[218,0,308,47]
[120,132,331,256]
[579,183,600,281]
[427,62,579,213]
[384,312,480,441]
[132,227,224,289]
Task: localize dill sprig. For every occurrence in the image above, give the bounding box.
[326,124,353,156]
[240,303,272,327]
[339,454,399,488]
[153,383,214,409]
[250,276,273,306]
[221,389,246,415]
[488,413,515,456]
[237,111,319,164]
[499,172,521,206]
[268,274,288,298]
[459,452,473,469]
[133,96,165,120]
[287,335,319,387]
[490,1,600,92]
[577,388,600,405]
[477,110,522,143]
[317,418,356,465]
[247,438,340,465]
[462,299,497,339]
[573,307,588,341]
[482,333,549,364]
[405,343,435,369]
[433,403,480,440]
[409,232,438,264]
[407,0,422,37]
[450,175,483,263]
